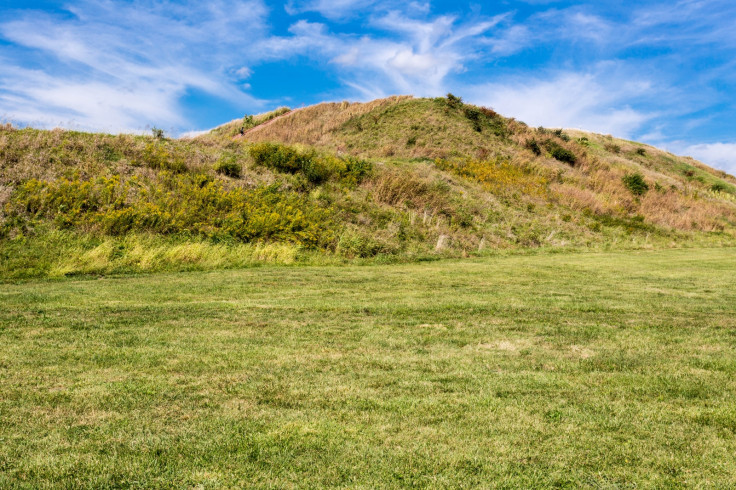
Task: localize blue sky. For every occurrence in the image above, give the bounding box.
[1,0,735,173]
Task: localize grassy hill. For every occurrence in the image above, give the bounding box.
[3,97,736,487]
[2,95,736,278]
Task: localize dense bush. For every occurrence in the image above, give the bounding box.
[545,141,576,165]
[249,142,372,185]
[525,139,542,155]
[445,93,463,108]
[552,129,570,142]
[464,107,483,132]
[249,143,308,174]
[461,105,507,137]
[622,173,649,196]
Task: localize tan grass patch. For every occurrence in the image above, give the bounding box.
[241,96,414,147]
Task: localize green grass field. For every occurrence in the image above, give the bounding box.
[2,248,735,488]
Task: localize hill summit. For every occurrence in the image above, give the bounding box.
[1,95,735,278]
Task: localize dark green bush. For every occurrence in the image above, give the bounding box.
[622,173,649,196]
[249,142,372,185]
[464,107,482,132]
[635,148,647,156]
[462,105,507,137]
[711,182,729,193]
[526,139,542,155]
[553,129,570,142]
[446,93,463,108]
[545,141,576,165]
[249,143,309,174]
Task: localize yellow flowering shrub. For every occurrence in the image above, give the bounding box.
[10,173,334,248]
[436,158,548,198]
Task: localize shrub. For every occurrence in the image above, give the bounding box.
[249,143,372,185]
[577,137,590,146]
[446,93,463,108]
[462,105,507,137]
[553,129,570,141]
[239,115,255,134]
[464,107,482,132]
[622,173,649,196]
[8,173,335,247]
[249,142,307,174]
[300,155,333,184]
[151,127,165,140]
[525,139,542,155]
[214,153,242,178]
[604,143,621,154]
[545,141,576,165]
[635,148,647,156]
[342,156,373,185]
[711,182,729,193]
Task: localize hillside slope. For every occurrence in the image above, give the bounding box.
[1,95,736,278]
[228,95,736,233]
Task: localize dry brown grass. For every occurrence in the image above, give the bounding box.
[551,182,619,216]
[640,190,736,231]
[240,96,414,147]
[366,167,449,213]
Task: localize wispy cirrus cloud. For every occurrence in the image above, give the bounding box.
[466,69,656,138]
[0,0,268,133]
[258,10,508,97]
[0,0,734,176]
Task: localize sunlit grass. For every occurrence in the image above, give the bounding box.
[1,248,735,487]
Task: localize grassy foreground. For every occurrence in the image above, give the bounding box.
[1,249,735,488]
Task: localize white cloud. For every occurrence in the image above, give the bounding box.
[256,11,505,97]
[465,71,655,138]
[0,0,268,133]
[670,142,736,176]
[337,12,504,95]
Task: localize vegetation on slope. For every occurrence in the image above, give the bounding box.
[2,94,736,278]
[2,249,736,486]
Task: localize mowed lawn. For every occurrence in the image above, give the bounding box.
[1,248,735,488]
